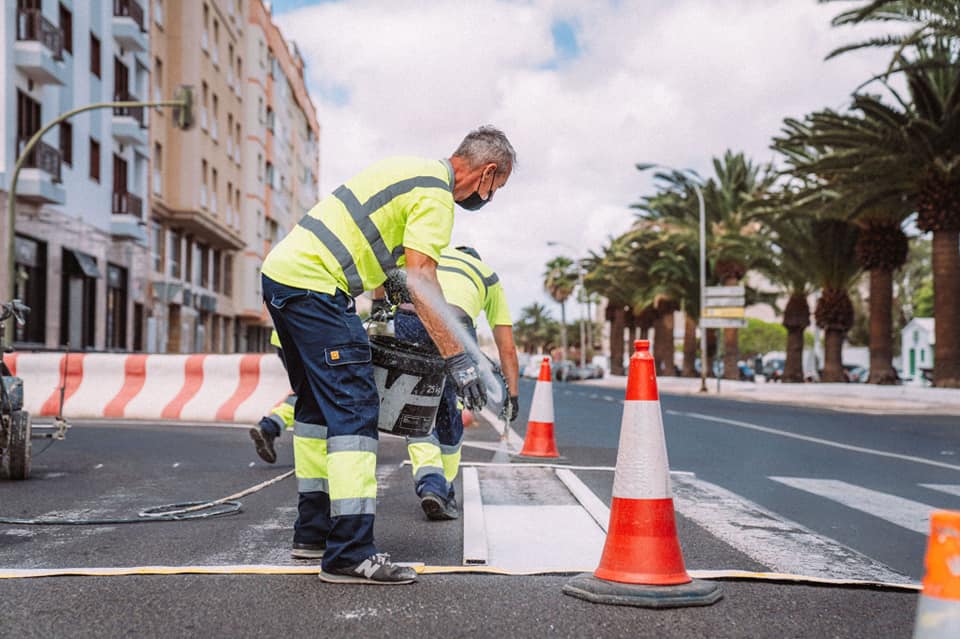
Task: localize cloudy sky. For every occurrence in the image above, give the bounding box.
[269,0,891,330]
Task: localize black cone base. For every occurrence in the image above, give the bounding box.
[563,573,722,609]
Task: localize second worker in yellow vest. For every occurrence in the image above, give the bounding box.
[389,246,520,521]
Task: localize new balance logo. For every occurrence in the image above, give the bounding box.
[356,557,380,579]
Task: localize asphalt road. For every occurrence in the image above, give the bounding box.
[0,381,933,638]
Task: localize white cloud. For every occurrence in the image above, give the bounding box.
[276,0,893,328]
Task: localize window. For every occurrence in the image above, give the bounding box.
[153,142,162,194]
[212,94,219,140]
[223,254,233,296]
[185,238,194,285]
[257,153,263,182]
[201,159,208,207]
[265,162,274,189]
[89,138,100,182]
[168,230,182,279]
[59,121,72,166]
[13,235,46,345]
[154,57,163,105]
[90,33,101,78]
[106,264,128,350]
[200,244,210,288]
[151,221,164,273]
[16,90,41,149]
[59,3,72,54]
[211,168,218,212]
[212,249,222,293]
[154,0,163,27]
[60,249,98,349]
[266,107,274,132]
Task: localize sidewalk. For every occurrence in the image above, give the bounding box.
[578,375,960,416]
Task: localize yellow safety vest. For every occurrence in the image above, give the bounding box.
[262,157,455,296]
[437,248,512,328]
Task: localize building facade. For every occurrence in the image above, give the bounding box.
[2,0,151,351]
[2,0,319,354]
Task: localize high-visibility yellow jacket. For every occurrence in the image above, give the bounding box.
[262,157,455,296]
[437,247,512,328]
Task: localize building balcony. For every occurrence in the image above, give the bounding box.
[112,94,148,146]
[14,8,66,86]
[112,0,147,52]
[154,206,245,251]
[13,138,65,205]
[111,191,146,241]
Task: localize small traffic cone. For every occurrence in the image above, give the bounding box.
[563,340,721,608]
[462,408,476,428]
[912,510,960,637]
[513,357,564,461]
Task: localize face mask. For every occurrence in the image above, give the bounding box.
[456,170,495,211]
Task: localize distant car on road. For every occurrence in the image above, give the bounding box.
[763,359,785,383]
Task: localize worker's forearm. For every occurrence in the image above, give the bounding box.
[407,270,462,358]
[493,326,520,396]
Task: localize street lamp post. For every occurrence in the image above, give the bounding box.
[636,163,708,393]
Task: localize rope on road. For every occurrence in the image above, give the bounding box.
[0,563,920,591]
[0,470,294,525]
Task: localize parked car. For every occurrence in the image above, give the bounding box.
[763,359,785,383]
[710,360,756,382]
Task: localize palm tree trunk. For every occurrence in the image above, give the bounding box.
[652,315,666,374]
[867,267,897,384]
[784,327,805,383]
[560,301,567,366]
[822,329,846,382]
[610,306,626,376]
[682,314,698,377]
[932,230,960,388]
[660,311,677,376]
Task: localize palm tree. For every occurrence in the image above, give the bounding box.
[774,48,960,386]
[544,256,580,369]
[823,1,960,69]
[514,302,557,354]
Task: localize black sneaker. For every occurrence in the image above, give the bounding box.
[319,553,417,585]
[249,427,277,464]
[291,541,326,559]
[420,492,459,521]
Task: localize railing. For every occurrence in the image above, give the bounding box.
[113,0,145,32]
[17,138,62,183]
[16,8,64,61]
[113,93,145,128]
[112,191,143,218]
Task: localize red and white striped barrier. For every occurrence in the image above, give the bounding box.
[3,353,290,423]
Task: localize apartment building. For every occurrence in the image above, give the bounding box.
[146,0,318,353]
[2,0,151,351]
[239,0,320,351]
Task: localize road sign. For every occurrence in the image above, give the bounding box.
[703,307,745,319]
[701,317,747,329]
[705,286,745,297]
[703,295,745,307]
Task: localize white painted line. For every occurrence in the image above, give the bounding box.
[459,460,616,472]
[668,410,960,472]
[554,468,610,533]
[94,464,104,469]
[920,484,960,497]
[483,504,603,572]
[671,474,912,584]
[461,467,487,566]
[172,463,180,469]
[769,477,937,535]
[479,407,523,451]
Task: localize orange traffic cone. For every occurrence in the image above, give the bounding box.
[462,408,476,428]
[912,510,960,637]
[514,357,563,461]
[563,340,721,608]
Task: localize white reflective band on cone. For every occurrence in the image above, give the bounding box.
[529,380,554,422]
[611,400,671,500]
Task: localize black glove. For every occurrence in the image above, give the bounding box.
[370,298,392,322]
[508,395,520,422]
[445,352,486,410]
[383,269,412,305]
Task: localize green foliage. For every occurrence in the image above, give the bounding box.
[915,279,935,317]
[738,318,787,356]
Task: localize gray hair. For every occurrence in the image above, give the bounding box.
[452,125,517,172]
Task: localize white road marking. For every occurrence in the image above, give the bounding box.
[172,463,180,469]
[461,467,488,566]
[671,474,912,584]
[554,468,610,532]
[667,410,960,472]
[920,484,960,497]
[94,464,104,469]
[769,477,938,535]
[483,504,603,572]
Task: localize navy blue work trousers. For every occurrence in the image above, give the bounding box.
[262,274,379,570]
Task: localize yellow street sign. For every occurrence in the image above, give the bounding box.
[702,307,745,319]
